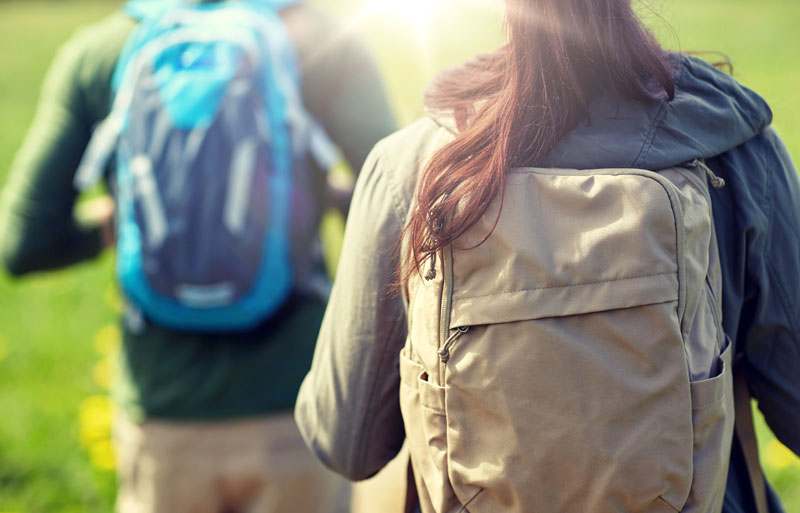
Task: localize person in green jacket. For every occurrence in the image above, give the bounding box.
[0,1,396,512]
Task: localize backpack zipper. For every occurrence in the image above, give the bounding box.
[438,326,470,363]
[438,245,456,383]
[425,251,437,281]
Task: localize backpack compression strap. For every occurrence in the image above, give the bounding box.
[734,364,770,513]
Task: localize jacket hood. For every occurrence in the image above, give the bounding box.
[543,54,773,170]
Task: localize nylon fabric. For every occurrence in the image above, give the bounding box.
[81,0,314,331]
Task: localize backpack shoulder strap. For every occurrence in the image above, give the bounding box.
[734,362,770,513]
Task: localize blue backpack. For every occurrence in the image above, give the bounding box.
[76,0,339,332]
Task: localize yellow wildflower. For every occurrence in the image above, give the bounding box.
[94,324,121,356]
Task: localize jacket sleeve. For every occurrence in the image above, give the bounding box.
[295,141,408,480]
[0,34,104,276]
[740,128,800,455]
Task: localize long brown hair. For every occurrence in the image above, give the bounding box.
[404,0,675,281]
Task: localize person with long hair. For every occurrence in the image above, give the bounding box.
[295,1,799,512]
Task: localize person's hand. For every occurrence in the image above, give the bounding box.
[81,196,116,248]
[326,161,355,215]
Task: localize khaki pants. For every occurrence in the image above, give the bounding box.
[114,413,351,513]
[351,446,409,513]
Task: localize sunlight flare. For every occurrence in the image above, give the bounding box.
[372,0,443,42]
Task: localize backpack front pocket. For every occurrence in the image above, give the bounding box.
[440,278,694,513]
[681,338,735,513]
[400,348,463,513]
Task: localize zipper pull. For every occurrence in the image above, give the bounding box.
[438,326,470,363]
[424,252,437,281]
[425,211,444,281]
[690,159,726,189]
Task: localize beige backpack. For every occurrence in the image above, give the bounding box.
[401,162,735,513]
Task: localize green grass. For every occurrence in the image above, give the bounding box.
[0,4,127,512]
[0,1,798,512]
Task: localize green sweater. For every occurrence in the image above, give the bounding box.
[0,3,396,421]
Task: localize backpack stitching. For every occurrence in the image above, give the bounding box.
[454,271,676,301]
[656,495,681,512]
[458,488,485,513]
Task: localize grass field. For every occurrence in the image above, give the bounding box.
[0,1,798,512]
